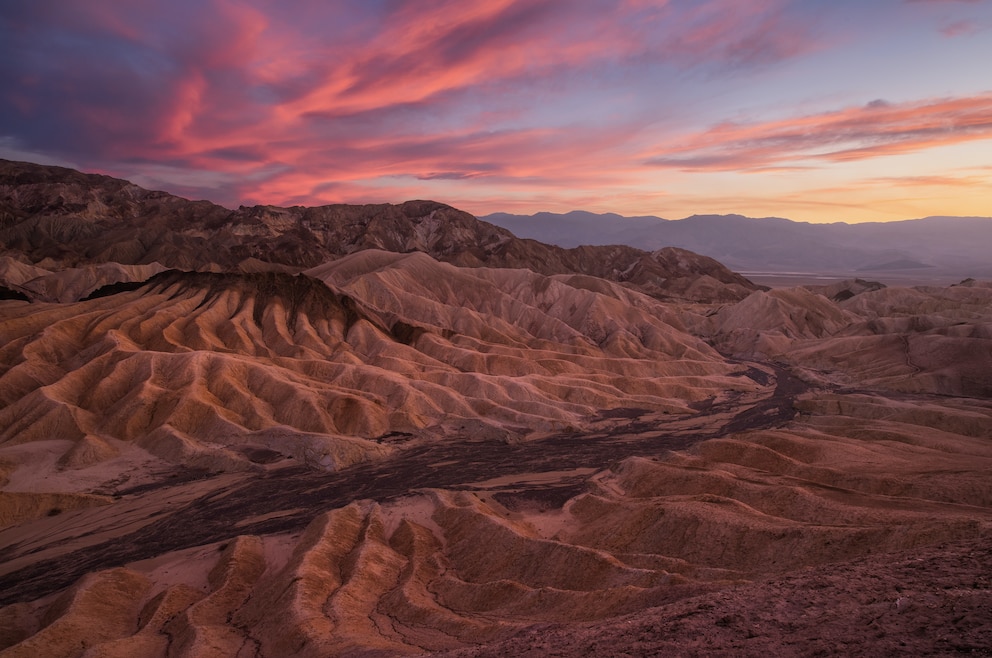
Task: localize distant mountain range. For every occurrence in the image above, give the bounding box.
[482,211,992,282]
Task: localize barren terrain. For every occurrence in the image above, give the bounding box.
[0,162,990,657]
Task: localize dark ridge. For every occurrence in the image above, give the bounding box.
[817,278,885,302]
[493,481,590,512]
[81,268,443,344]
[234,446,286,465]
[388,320,455,346]
[390,320,429,346]
[82,279,150,300]
[596,407,651,420]
[854,277,885,288]
[139,270,360,332]
[0,158,121,187]
[337,294,365,336]
[0,200,25,228]
[0,285,30,302]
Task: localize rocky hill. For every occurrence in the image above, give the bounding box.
[0,159,757,302]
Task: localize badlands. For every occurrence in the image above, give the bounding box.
[0,160,990,656]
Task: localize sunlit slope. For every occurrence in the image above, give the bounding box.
[693,281,992,396]
[0,260,750,499]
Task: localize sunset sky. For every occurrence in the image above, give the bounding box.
[2,0,991,223]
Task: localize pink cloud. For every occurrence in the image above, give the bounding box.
[940,19,983,35]
[123,0,820,158]
[227,123,633,207]
[646,93,992,171]
[0,0,841,212]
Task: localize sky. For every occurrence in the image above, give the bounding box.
[2,0,991,223]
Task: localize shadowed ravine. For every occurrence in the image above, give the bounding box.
[0,362,808,605]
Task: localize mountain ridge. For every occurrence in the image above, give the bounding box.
[0,159,758,303]
[482,210,992,281]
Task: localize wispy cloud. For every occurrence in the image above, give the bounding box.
[1,0,819,167]
[859,173,990,190]
[646,93,992,170]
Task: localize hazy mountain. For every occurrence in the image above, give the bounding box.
[482,210,992,281]
[1,160,991,655]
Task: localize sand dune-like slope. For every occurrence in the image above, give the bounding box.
[307,250,721,360]
[0,259,749,523]
[697,280,992,397]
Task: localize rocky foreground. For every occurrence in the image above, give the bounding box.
[0,161,990,656]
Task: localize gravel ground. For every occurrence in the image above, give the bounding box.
[429,535,992,657]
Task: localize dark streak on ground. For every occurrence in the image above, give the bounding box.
[0,363,808,606]
[113,468,219,497]
[492,481,591,513]
[719,363,803,435]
